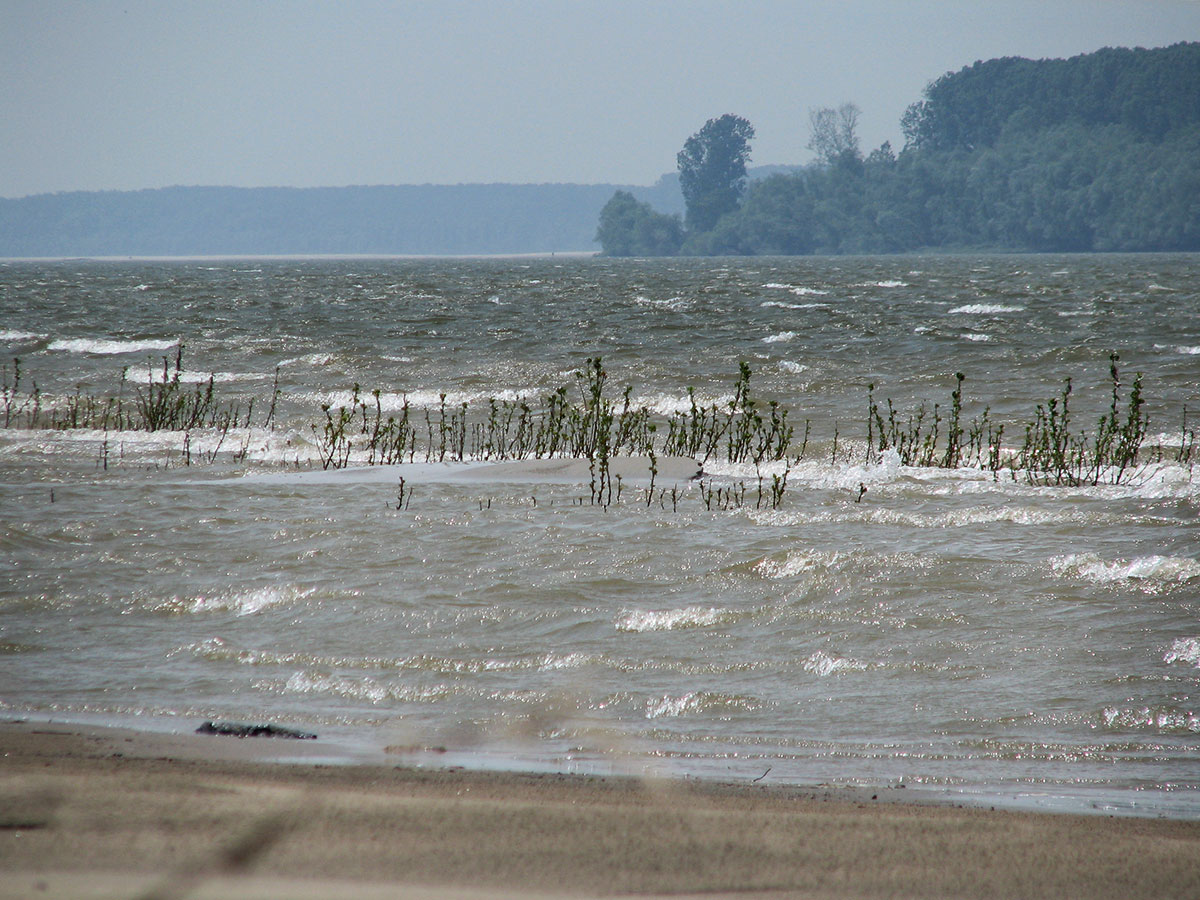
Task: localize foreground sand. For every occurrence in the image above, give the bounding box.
[2,721,1198,899]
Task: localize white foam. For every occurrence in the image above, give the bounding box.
[633,295,691,311]
[153,584,313,616]
[279,671,446,704]
[760,300,827,310]
[279,353,334,368]
[961,333,992,342]
[1153,343,1200,356]
[644,690,758,719]
[616,606,732,632]
[1049,554,1200,589]
[126,367,272,384]
[634,391,733,416]
[763,331,798,344]
[779,361,808,374]
[947,304,1025,315]
[802,650,867,676]
[646,692,705,718]
[1101,706,1200,733]
[1164,638,1200,668]
[0,330,44,342]
[312,386,534,412]
[47,337,178,355]
[763,283,828,295]
[755,549,846,579]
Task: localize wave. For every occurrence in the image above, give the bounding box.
[763,331,798,344]
[760,300,827,310]
[149,584,314,616]
[1164,637,1200,668]
[633,295,691,311]
[616,605,736,632]
[125,367,273,384]
[755,549,847,579]
[0,329,45,342]
[1049,554,1200,590]
[1100,705,1200,734]
[47,337,178,355]
[1153,343,1200,356]
[801,650,868,676]
[762,283,829,295]
[947,303,1025,314]
[274,670,450,704]
[644,690,761,719]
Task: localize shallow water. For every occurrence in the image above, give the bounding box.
[2,254,1198,817]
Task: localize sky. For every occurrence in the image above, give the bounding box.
[3,0,1200,198]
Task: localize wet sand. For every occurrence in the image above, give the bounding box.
[2,719,1199,899]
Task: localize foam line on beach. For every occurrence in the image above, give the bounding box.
[232,455,703,487]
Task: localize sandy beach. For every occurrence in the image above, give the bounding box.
[2,720,1198,899]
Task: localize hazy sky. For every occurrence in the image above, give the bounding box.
[4,0,1200,197]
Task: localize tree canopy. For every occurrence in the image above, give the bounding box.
[594,191,683,257]
[597,42,1200,256]
[676,114,756,233]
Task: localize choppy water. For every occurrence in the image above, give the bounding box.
[2,254,1198,818]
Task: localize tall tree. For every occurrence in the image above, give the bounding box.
[808,103,862,167]
[676,114,755,233]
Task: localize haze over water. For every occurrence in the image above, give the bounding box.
[2,254,1198,817]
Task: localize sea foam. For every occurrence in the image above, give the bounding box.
[48,337,178,355]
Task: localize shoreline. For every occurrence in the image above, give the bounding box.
[3,719,1200,899]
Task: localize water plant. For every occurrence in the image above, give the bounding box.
[4,350,1193,495]
[866,353,1164,486]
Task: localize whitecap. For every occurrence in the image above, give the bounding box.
[47,337,178,355]
[802,650,867,676]
[278,671,444,704]
[755,549,846,579]
[962,333,992,342]
[763,283,828,296]
[616,606,733,632]
[761,300,827,310]
[125,367,272,384]
[779,361,808,374]
[633,295,690,311]
[1049,554,1200,590]
[644,690,759,719]
[635,392,733,417]
[646,692,705,718]
[1101,706,1200,733]
[947,304,1025,315]
[154,584,313,616]
[1164,637,1200,668]
[763,331,797,344]
[0,330,44,342]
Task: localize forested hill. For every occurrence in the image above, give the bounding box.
[0,180,685,258]
[600,42,1200,256]
[903,43,1200,150]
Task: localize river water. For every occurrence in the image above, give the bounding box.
[2,253,1198,817]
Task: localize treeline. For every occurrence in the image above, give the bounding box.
[598,42,1200,255]
[0,181,684,258]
